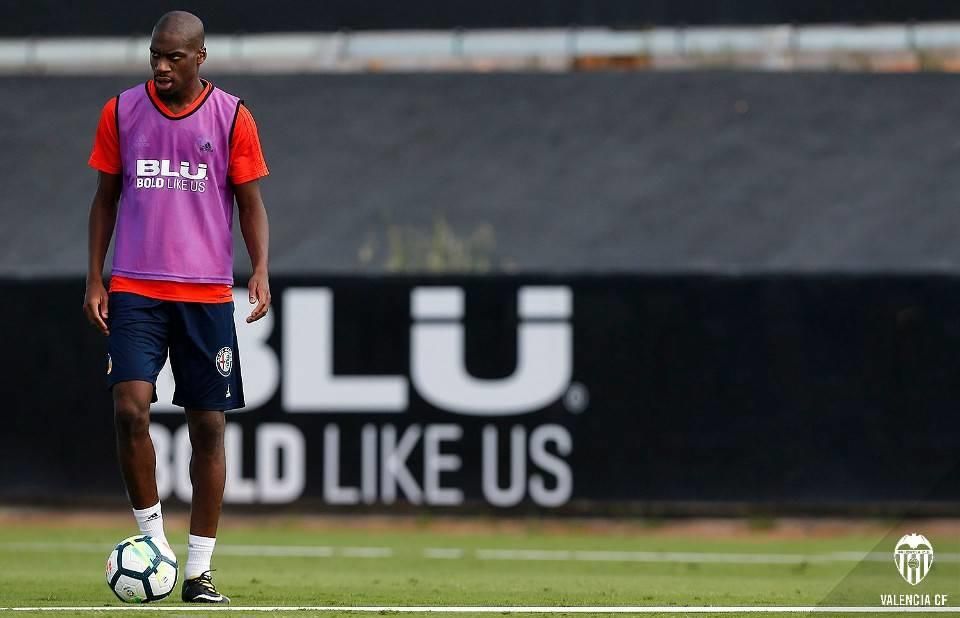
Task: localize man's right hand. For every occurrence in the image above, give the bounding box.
[83,279,110,336]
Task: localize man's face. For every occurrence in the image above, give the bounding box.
[149,29,205,97]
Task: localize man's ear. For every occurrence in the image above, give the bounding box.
[197,47,207,66]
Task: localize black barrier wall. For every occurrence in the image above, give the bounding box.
[10,73,960,277]
[3,276,958,514]
[6,0,960,36]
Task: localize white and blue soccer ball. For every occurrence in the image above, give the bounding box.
[105,535,178,603]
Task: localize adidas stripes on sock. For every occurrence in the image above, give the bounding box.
[132,502,168,547]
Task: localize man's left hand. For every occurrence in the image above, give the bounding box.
[246,272,271,323]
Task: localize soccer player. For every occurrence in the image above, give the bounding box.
[83,11,270,604]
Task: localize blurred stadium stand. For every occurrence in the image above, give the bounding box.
[9,1,960,74]
[5,0,960,35]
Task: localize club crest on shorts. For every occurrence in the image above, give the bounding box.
[215,347,233,377]
[895,533,934,585]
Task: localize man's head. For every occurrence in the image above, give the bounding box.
[150,11,206,98]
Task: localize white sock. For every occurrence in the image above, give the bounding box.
[185,534,217,579]
[132,502,168,547]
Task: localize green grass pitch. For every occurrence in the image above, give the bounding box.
[0,515,957,617]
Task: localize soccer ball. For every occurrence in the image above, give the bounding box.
[105,535,178,603]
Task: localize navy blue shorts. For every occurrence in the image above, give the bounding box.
[106,292,245,411]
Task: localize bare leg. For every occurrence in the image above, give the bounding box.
[185,409,226,537]
[113,381,158,509]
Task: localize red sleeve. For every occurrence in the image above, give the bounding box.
[88,97,121,174]
[229,104,269,185]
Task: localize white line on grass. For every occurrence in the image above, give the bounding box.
[467,548,960,564]
[3,542,959,565]
[3,606,960,613]
[0,542,392,559]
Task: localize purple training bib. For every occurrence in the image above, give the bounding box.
[112,82,241,285]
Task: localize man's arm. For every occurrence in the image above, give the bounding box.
[83,171,121,335]
[235,179,270,323]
